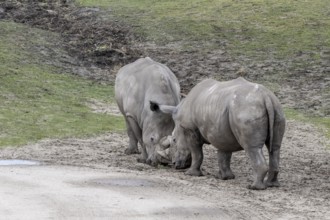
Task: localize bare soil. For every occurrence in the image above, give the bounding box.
[1,103,329,219]
[0,1,329,219]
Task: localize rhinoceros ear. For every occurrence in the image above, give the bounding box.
[150,101,177,115]
[159,105,177,115]
[180,93,187,99]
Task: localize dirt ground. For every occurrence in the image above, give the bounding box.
[0,1,329,219]
[1,104,329,219]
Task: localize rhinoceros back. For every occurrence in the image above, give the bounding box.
[115,57,180,126]
[178,77,284,151]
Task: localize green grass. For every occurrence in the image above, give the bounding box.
[77,0,330,59]
[285,109,330,141]
[0,21,125,147]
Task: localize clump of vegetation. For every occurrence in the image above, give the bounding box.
[0,21,125,147]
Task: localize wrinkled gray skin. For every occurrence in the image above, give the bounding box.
[115,57,180,166]
[156,78,286,190]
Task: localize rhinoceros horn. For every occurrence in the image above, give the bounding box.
[157,148,171,162]
[159,136,171,149]
[156,136,172,163]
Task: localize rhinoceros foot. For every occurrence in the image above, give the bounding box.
[216,172,235,180]
[266,171,280,187]
[125,147,139,155]
[266,180,280,187]
[247,182,267,190]
[185,168,203,176]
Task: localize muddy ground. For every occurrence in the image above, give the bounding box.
[0,1,329,219]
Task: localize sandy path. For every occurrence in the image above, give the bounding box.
[0,164,232,220]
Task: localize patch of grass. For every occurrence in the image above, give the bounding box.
[285,108,330,141]
[0,21,125,147]
[78,0,330,59]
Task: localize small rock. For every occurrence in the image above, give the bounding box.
[46,10,58,16]
[0,7,4,18]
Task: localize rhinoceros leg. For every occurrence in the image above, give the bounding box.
[124,118,139,155]
[265,147,280,187]
[246,147,268,190]
[185,142,204,176]
[125,116,148,163]
[266,115,285,187]
[217,151,235,180]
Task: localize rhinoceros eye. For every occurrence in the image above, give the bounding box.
[172,137,176,143]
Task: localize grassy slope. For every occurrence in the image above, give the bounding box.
[0,21,125,147]
[78,0,330,59]
[77,0,329,140]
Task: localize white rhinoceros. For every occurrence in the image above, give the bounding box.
[154,77,286,190]
[115,57,180,166]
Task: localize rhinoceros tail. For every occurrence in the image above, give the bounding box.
[265,96,274,153]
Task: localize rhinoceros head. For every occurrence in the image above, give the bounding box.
[143,101,177,166]
[152,102,192,169]
[155,134,191,169]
